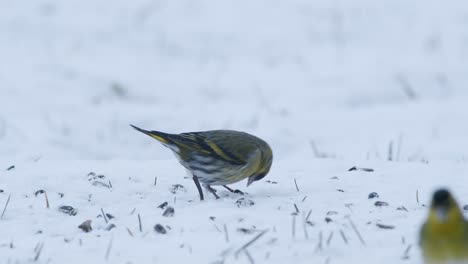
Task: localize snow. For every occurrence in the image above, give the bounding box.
[1,0,468,263]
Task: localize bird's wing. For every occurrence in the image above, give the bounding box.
[173,132,247,166]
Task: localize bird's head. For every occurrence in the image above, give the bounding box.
[247,143,273,186]
[428,188,464,225]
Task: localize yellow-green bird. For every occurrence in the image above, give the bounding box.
[419,188,468,264]
[130,125,273,200]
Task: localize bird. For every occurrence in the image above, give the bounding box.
[419,188,468,264]
[130,125,273,201]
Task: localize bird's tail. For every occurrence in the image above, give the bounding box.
[130,124,173,145]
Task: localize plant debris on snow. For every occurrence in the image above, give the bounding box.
[58,206,77,216]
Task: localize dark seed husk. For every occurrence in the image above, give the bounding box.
[105,224,116,231]
[237,228,256,234]
[376,223,395,229]
[34,190,46,196]
[154,224,167,234]
[106,213,115,219]
[59,205,77,216]
[374,201,389,207]
[348,167,374,172]
[78,220,92,232]
[162,207,175,217]
[157,202,168,209]
[397,206,408,212]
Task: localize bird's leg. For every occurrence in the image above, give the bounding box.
[192,175,204,201]
[206,185,220,199]
[223,185,244,195]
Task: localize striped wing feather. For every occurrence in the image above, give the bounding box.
[169,132,247,166]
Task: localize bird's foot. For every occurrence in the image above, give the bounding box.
[223,185,244,195]
[207,185,220,199]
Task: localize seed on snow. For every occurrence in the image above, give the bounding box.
[162,207,175,217]
[154,224,167,234]
[78,220,92,232]
[59,205,77,216]
[374,201,389,207]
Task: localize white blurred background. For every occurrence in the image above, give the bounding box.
[1,0,467,162]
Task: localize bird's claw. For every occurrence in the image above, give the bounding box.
[233,189,244,195]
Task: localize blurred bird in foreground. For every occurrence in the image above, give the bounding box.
[130,125,273,201]
[419,188,468,264]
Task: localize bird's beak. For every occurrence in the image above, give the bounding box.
[247,176,255,187]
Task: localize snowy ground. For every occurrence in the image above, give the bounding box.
[1,0,468,263]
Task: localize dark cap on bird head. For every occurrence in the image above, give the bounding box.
[429,188,463,223]
[431,188,451,208]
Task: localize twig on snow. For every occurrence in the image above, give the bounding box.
[1,194,11,220]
